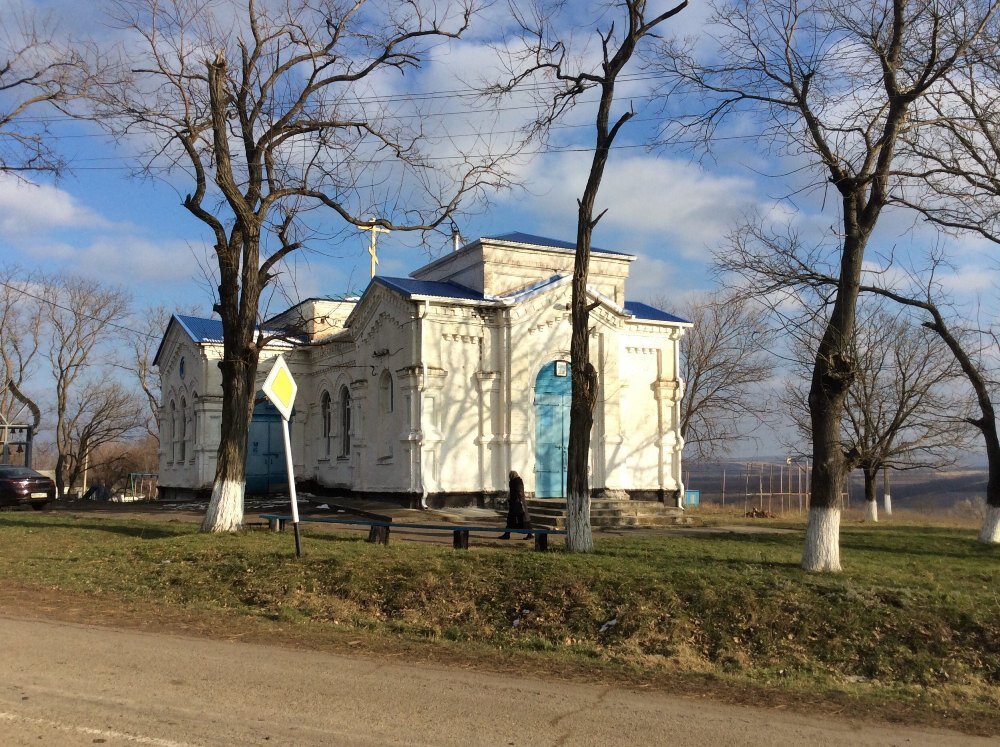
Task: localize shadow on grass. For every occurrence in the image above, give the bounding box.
[839,527,998,562]
[674,523,997,563]
[0,516,190,540]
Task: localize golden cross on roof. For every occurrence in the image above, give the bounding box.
[358,224,390,279]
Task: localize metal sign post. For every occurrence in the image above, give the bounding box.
[260,355,302,557]
[280,417,302,557]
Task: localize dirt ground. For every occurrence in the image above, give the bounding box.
[3,612,993,746]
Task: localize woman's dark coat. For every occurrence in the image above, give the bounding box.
[506,474,531,529]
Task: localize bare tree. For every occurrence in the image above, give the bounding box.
[669,290,775,461]
[656,0,999,571]
[44,274,131,496]
[721,224,1000,542]
[783,301,970,522]
[884,37,1000,542]
[0,4,95,176]
[493,0,687,551]
[87,434,159,494]
[93,0,521,531]
[61,380,144,494]
[0,266,43,433]
[862,277,1000,543]
[124,304,200,443]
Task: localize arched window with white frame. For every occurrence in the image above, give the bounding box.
[321,390,332,458]
[168,400,176,463]
[179,397,187,462]
[378,371,393,459]
[339,386,351,457]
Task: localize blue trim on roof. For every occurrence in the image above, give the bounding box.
[374,276,485,300]
[624,301,689,324]
[487,232,631,257]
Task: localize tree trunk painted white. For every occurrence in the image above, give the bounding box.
[865,499,878,523]
[566,486,594,553]
[883,493,892,516]
[801,506,841,572]
[978,504,1000,544]
[201,479,244,533]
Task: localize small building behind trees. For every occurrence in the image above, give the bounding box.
[153,233,690,506]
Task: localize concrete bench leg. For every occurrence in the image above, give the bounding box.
[533,533,549,552]
[367,525,390,545]
[453,530,470,549]
[268,518,284,532]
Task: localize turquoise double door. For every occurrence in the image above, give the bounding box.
[245,398,288,495]
[534,361,572,498]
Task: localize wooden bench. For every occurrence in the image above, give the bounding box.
[259,514,566,551]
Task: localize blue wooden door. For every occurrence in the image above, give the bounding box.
[245,399,287,494]
[534,361,571,498]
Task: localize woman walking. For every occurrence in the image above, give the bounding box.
[500,470,533,540]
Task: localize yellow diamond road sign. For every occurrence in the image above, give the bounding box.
[261,354,297,421]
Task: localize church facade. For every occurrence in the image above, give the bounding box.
[154,233,691,506]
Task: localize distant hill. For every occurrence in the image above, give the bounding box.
[684,461,987,513]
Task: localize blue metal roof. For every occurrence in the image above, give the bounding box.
[624,301,689,325]
[486,232,632,257]
[153,314,303,366]
[374,276,485,300]
[175,314,225,343]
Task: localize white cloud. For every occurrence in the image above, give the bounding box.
[505,151,761,258]
[623,253,688,302]
[940,265,1000,295]
[0,175,108,237]
[15,235,204,286]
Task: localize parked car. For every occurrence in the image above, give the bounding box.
[0,466,55,510]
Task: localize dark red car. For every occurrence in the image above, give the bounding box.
[0,466,55,510]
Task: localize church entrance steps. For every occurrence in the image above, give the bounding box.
[524,498,691,530]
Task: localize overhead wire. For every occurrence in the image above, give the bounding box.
[0,279,160,340]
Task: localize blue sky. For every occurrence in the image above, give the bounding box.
[0,0,776,319]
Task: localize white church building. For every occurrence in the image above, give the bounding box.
[154,233,691,507]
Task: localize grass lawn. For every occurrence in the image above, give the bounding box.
[1,511,998,735]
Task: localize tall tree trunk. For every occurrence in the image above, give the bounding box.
[201,345,257,532]
[566,217,598,553]
[198,58,265,533]
[977,418,1000,543]
[556,0,688,551]
[199,227,262,532]
[863,466,878,523]
[802,224,866,572]
[54,453,67,498]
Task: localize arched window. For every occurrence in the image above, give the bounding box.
[379,370,393,414]
[378,371,394,459]
[339,386,351,457]
[179,397,187,462]
[168,400,176,463]
[321,390,332,458]
[191,392,199,453]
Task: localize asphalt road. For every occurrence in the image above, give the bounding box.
[0,615,990,746]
